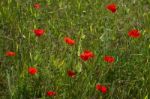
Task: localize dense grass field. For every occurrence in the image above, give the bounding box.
[0,0,150,99]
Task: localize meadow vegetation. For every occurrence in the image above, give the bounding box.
[0,0,150,99]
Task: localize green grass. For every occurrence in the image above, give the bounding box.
[0,0,150,99]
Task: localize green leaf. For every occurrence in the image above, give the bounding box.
[75,62,82,73]
[144,95,148,99]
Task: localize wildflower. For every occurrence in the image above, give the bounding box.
[80,50,94,61]
[34,3,41,9]
[103,55,115,63]
[28,67,37,75]
[106,3,117,13]
[47,91,56,96]
[96,84,108,94]
[5,51,16,57]
[96,84,102,91]
[101,86,107,94]
[64,37,75,45]
[67,70,76,78]
[33,29,45,37]
[128,29,141,38]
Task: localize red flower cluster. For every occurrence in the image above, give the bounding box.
[64,37,75,45]
[96,84,108,94]
[26,2,144,96]
[128,29,141,38]
[103,55,115,63]
[47,91,56,96]
[106,3,117,13]
[80,50,94,61]
[5,51,16,57]
[34,3,41,9]
[28,67,37,75]
[67,70,76,78]
[33,29,45,37]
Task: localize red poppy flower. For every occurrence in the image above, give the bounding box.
[96,84,108,94]
[80,50,94,61]
[47,91,56,96]
[28,67,37,75]
[5,51,16,57]
[64,37,75,45]
[34,3,41,9]
[101,86,107,94]
[103,55,115,63]
[96,84,102,91]
[67,70,76,78]
[128,29,141,38]
[106,3,117,13]
[33,29,45,37]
